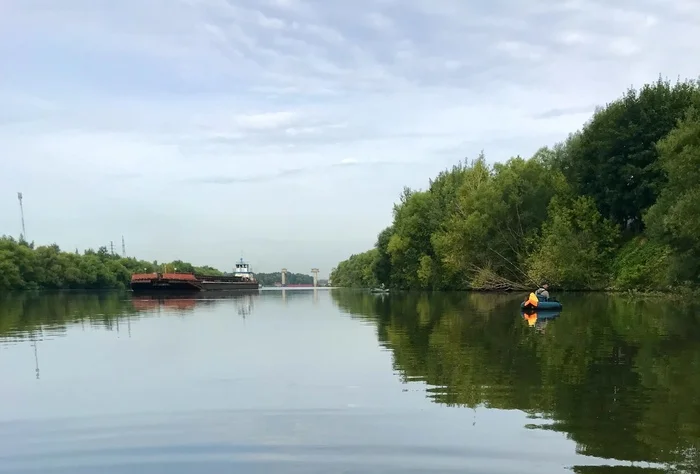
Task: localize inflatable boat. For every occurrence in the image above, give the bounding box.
[521,292,563,312]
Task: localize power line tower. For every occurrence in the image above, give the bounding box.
[17,192,26,241]
[110,241,114,255]
[121,236,126,256]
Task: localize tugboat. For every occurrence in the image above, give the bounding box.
[130,258,261,293]
[198,258,260,291]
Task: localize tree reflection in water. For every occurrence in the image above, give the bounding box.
[331,289,700,473]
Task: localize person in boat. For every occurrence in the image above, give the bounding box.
[535,282,550,301]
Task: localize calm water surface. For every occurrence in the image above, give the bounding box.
[1,289,699,473]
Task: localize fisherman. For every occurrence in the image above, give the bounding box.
[535,282,550,301]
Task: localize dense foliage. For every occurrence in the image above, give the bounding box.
[256,271,313,286]
[330,77,700,291]
[0,236,223,290]
[329,249,378,288]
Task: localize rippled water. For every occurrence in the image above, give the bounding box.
[0,289,698,473]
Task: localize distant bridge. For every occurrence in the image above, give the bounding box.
[276,268,327,288]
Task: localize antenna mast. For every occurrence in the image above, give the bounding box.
[122,236,126,256]
[17,192,26,241]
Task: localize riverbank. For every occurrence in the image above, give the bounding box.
[338,286,700,302]
[0,236,223,291]
[330,78,700,293]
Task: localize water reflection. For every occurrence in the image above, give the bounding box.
[331,290,700,473]
[521,310,560,333]
[0,289,335,342]
[130,291,260,318]
[0,291,262,339]
[0,292,132,341]
[0,291,261,382]
[1,290,698,473]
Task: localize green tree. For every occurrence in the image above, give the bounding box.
[372,226,393,286]
[256,271,314,286]
[561,77,700,230]
[433,154,566,289]
[528,196,620,289]
[386,189,440,289]
[0,236,225,291]
[194,265,223,276]
[612,237,672,291]
[169,260,195,273]
[645,104,700,283]
[330,250,379,288]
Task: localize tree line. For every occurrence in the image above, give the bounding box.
[330,77,700,291]
[0,236,223,290]
[255,272,313,286]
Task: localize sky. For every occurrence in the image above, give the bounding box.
[1,0,699,277]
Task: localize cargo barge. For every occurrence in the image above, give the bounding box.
[130,258,260,293]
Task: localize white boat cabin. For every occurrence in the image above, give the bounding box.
[233,258,255,280]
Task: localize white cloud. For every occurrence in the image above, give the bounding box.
[556,31,593,45]
[256,11,286,29]
[366,12,394,31]
[608,37,641,56]
[1,0,699,275]
[495,40,546,61]
[234,111,300,130]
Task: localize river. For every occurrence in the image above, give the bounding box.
[0,289,698,473]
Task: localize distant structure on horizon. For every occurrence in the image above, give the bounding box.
[17,192,26,241]
[265,268,328,287]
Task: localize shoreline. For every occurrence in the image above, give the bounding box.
[329,286,699,300]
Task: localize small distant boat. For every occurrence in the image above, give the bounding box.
[521,292,562,312]
[370,287,390,294]
[521,300,562,311]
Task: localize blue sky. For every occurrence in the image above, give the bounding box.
[1,0,699,277]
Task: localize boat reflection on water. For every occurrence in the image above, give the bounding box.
[522,310,561,333]
[131,295,198,312]
[130,290,260,318]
